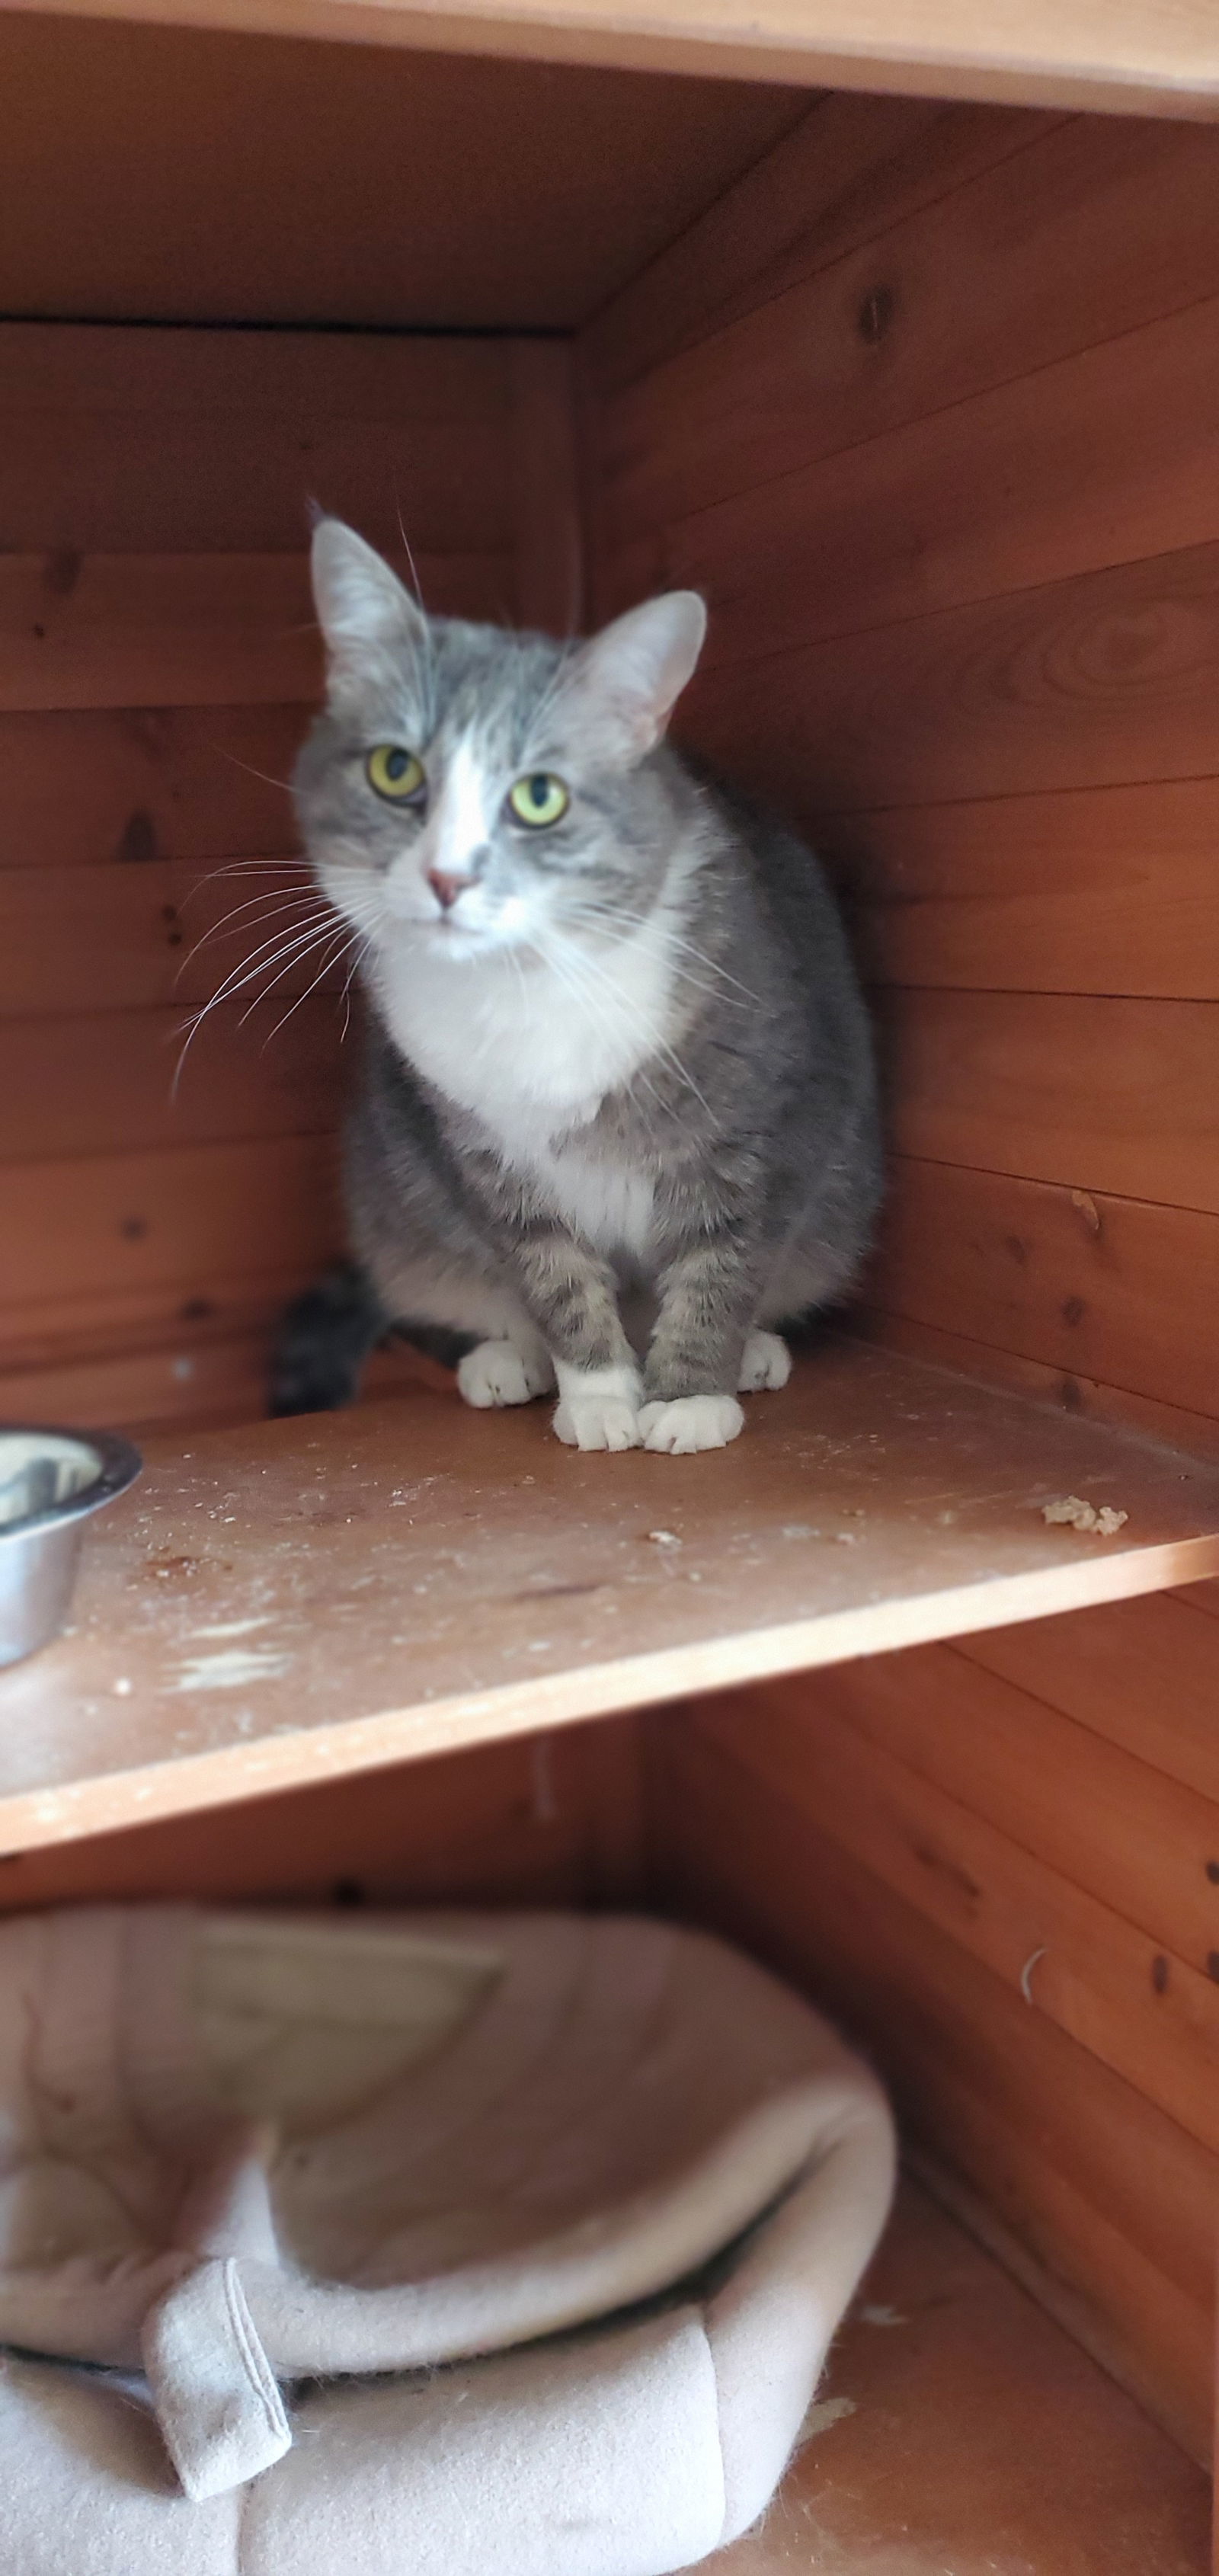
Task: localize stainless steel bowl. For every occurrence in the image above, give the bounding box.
[0,1427,142,1668]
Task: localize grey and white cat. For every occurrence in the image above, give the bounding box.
[273,518,880,1454]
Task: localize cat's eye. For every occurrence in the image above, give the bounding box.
[366,745,426,803]
[507,772,570,829]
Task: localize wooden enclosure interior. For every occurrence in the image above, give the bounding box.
[1,12,1217,2567]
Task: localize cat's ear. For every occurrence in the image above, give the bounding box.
[310,517,426,692]
[568,592,707,757]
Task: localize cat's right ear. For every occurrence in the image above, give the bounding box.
[310,518,426,694]
[564,591,708,760]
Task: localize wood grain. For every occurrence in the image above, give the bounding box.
[696,1685,1219,2152]
[0,1003,343,1163]
[0,1324,287,1441]
[653,1709,1217,2315]
[851,1304,1219,1468]
[584,94,1057,393]
[761,1643,1219,1972]
[1,0,1217,121]
[600,116,1219,536]
[0,1312,439,1440]
[882,994,1219,1214]
[0,26,805,334]
[0,703,304,869]
[0,856,331,1016]
[842,776,1219,998]
[510,341,584,635]
[0,549,509,712]
[957,1592,1219,1806]
[869,1160,1219,1422]
[0,323,514,417]
[682,539,1219,814]
[672,295,1219,674]
[718,2181,1210,2572]
[0,1133,341,1309]
[651,1714,1215,2462]
[3,1345,1219,1855]
[0,410,510,558]
[0,1719,641,1912]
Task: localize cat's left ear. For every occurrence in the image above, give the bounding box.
[568,592,707,757]
[310,517,427,696]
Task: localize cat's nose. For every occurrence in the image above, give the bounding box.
[427,869,474,913]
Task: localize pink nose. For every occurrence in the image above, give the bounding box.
[427,870,473,914]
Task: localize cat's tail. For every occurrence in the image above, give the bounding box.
[269,1261,388,1416]
[269,1262,482,1415]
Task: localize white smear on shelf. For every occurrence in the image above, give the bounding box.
[189,1615,275,1642]
[171,1646,290,1692]
[796,2396,856,2446]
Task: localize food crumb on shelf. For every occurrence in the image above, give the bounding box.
[1041,1495,1128,1537]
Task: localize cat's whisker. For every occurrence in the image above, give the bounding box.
[181,858,311,902]
[178,892,331,971]
[570,903,759,1007]
[526,634,581,745]
[555,926,714,1119]
[182,909,341,1012]
[536,933,668,1137]
[172,916,347,1085]
[261,925,357,1046]
[340,935,373,1042]
[213,747,298,795]
[235,920,352,1026]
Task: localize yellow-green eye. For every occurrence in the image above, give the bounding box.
[366,744,425,803]
[508,772,570,829]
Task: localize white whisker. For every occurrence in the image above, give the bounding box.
[213,747,297,795]
[178,891,330,972]
[261,925,356,1045]
[181,858,310,903]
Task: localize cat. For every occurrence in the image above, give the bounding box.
[270,517,880,1454]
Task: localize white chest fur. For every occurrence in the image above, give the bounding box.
[526,1138,654,1259]
[371,926,670,1258]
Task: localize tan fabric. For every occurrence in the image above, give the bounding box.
[0,1906,896,2568]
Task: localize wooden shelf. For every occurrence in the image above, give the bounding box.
[722,2179,1209,2574]
[4,1342,1219,1854]
[7,0,1219,121]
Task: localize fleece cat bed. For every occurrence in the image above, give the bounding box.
[0,1905,895,2575]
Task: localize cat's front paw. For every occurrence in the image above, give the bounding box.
[552,1363,641,1451]
[553,1394,641,1451]
[458,1339,555,1409]
[737,1330,792,1393]
[638,1394,744,1454]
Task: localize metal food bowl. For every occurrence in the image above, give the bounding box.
[0,1428,142,1669]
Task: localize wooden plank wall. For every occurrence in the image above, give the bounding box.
[582,93,1219,1460]
[0,1711,642,1915]
[582,94,1219,2461]
[0,325,577,1432]
[645,1632,1219,2463]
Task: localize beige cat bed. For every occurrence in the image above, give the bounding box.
[0,1905,895,2574]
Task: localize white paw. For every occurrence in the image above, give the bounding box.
[738,1330,792,1394]
[638,1395,745,1454]
[552,1362,641,1452]
[553,1394,641,1451]
[457,1339,554,1410]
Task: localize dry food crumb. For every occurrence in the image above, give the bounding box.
[1041,1495,1128,1537]
[646,1529,681,1546]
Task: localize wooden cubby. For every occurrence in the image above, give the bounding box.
[1,5,1217,2565]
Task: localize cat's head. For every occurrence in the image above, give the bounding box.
[294,518,706,965]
